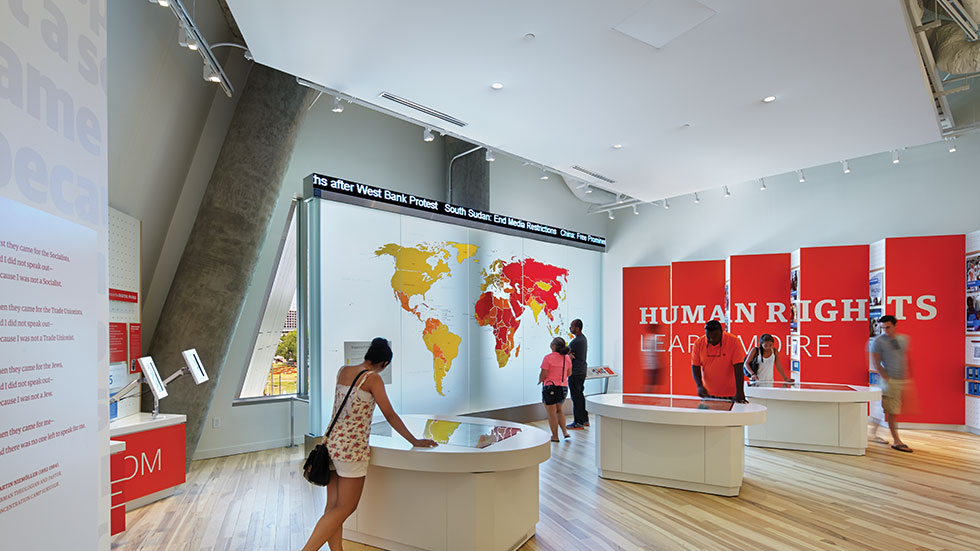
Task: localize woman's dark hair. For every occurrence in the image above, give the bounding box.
[551,337,570,355]
[364,337,393,366]
[756,334,775,360]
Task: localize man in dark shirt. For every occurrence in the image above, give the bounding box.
[567,319,589,429]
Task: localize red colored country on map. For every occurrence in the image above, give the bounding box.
[474,258,568,367]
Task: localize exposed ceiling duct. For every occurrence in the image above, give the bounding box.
[917,0,980,74]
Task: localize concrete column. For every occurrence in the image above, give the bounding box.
[445,136,490,211]
[146,65,315,464]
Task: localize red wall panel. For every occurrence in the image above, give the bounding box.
[622,266,671,393]
[671,260,727,396]
[113,424,186,503]
[799,245,870,385]
[728,253,790,377]
[884,236,965,424]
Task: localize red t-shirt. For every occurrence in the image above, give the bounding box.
[691,332,745,397]
[540,352,571,387]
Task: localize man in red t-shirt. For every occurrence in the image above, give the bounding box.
[691,320,747,402]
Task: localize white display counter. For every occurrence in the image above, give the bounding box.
[342,414,551,551]
[586,394,766,497]
[744,381,881,455]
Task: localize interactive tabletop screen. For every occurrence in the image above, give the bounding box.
[621,395,734,411]
[373,419,523,449]
[751,382,856,391]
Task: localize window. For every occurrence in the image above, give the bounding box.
[237,201,304,400]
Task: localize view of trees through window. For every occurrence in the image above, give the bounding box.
[266,294,298,396]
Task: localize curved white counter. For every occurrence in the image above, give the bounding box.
[342,415,551,551]
[586,394,767,497]
[744,381,882,455]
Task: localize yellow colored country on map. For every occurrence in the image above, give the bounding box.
[422,318,462,396]
[423,419,461,443]
[374,244,452,305]
[447,242,478,263]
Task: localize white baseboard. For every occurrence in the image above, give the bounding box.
[871,417,970,432]
[192,436,300,460]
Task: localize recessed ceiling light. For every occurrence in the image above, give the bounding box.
[491,83,504,90]
[524,33,536,40]
[612,144,623,149]
[762,95,777,103]
[681,123,692,129]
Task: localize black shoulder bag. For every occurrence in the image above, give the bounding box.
[302,369,369,486]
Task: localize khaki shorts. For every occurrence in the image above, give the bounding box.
[881,378,905,415]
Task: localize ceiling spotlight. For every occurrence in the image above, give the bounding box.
[203,64,220,83]
[331,96,344,113]
[186,33,199,51]
[632,205,639,215]
[485,149,495,162]
[759,178,767,191]
[694,192,700,204]
[491,82,504,90]
[612,144,623,149]
[797,169,806,183]
[724,186,731,198]
[947,136,957,153]
[608,211,615,220]
[157,0,170,7]
[585,186,593,194]
[423,128,434,142]
[616,194,625,204]
[178,23,188,48]
[663,199,670,210]
[539,168,549,180]
[842,160,851,174]
[762,95,777,103]
[891,149,900,164]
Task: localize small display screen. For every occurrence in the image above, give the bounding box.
[751,382,856,391]
[621,395,734,411]
[373,419,522,449]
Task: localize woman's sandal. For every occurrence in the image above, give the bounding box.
[891,443,913,453]
[551,438,560,442]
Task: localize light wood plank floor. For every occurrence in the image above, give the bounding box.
[113,421,980,551]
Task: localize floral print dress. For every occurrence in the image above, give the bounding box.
[325,370,376,466]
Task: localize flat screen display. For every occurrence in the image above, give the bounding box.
[181,348,209,385]
[621,395,734,411]
[137,356,168,400]
[372,419,522,449]
[750,382,855,391]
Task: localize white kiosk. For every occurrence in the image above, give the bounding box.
[587,394,766,496]
[342,414,551,551]
[744,381,881,455]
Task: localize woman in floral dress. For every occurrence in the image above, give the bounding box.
[302,338,437,551]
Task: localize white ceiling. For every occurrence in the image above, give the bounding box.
[225,0,942,202]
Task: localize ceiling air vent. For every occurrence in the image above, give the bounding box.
[571,165,616,184]
[379,92,468,127]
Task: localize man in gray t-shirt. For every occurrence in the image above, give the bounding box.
[566,319,589,429]
[870,315,912,452]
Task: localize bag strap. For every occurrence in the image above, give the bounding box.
[324,369,369,440]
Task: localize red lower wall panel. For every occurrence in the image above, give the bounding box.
[799,245,870,385]
[884,236,965,424]
[671,261,727,396]
[622,266,671,393]
[728,254,790,378]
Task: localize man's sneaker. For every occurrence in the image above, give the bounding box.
[567,423,585,430]
[583,422,590,427]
